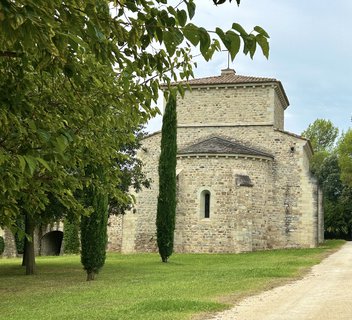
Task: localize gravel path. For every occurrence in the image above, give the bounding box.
[206,242,352,320]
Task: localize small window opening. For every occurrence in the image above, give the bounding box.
[204,192,210,218]
[200,190,211,219]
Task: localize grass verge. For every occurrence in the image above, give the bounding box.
[0,240,344,320]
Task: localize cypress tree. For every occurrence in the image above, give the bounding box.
[156,93,177,263]
[80,167,108,281]
[63,217,80,254]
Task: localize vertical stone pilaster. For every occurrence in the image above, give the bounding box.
[121,212,137,253]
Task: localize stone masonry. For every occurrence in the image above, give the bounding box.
[107,68,324,254]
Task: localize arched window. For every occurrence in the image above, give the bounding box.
[200,190,211,219]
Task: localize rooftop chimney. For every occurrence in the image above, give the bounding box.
[221,68,236,76]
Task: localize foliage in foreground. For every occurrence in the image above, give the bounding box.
[0,240,344,320]
[0,0,270,275]
[0,0,270,230]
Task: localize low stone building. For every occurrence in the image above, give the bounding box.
[107,68,324,253]
[0,222,64,258]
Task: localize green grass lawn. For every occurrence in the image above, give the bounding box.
[0,240,344,320]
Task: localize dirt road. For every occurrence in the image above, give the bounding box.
[207,242,352,320]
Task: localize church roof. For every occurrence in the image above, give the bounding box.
[178,137,274,159]
[164,68,289,108]
[185,68,278,86]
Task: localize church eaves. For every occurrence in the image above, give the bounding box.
[178,136,274,160]
[185,68,278,86]
[164,68,289,109]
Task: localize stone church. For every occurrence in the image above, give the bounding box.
[0,68,324,257]
[107,68,324,254]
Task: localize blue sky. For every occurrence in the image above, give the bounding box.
[147,0,352,136]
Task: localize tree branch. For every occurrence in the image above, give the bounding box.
[0,51,19,58]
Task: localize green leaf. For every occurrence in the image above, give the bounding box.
[183,23,200,46]
[215,27,228,46]
[164,31,176,56]
[24,156,37,176]
[59,32,87,48]
[244,34,257,59]
[199,28,211,58]
[225,31,241,60]
[204,39,221,61]
[232,23,248,36]
[0,151,7,166]
[36,157,52,172]
[177,9,187,27]
[167,6,177,17]
[55,135,69,154]
[95,26,106,42]
[254,26,270,38]
[17,155,26,173]
[255,34,269,59]
[214,0,226,5]
[27,119,37,131]
[37,129,51,143]
[155,27,163,43]
[186,0,196,20]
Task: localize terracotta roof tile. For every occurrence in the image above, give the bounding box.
[161,68,289,109]
[178,136,273,159]
[185,68,278,86]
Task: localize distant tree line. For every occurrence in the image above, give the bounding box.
[302,119,352,240]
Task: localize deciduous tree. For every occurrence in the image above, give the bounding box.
[301,119,339,153]
[0,0,269,274]
[303,120,352,240]
[338,129,352,186]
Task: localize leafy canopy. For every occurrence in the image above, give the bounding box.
[301,119,339,153]
[0,0,270,230]
[302,119,352,239]
[338,129,352,186]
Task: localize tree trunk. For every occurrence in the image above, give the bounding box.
[22,236,27,267]
[24,214,36,275]
[86,271,95,281]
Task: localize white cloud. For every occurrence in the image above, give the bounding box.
[146,0,352,135]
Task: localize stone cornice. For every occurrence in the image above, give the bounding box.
[177,153,273,162]
[177,123,274,128]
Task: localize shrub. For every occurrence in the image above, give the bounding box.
[63,218,80,254]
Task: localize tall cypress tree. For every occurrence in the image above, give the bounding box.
[63,217,80,254]
[156,93,177,262]
[80,167,108,280]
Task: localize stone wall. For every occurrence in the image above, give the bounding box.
[1,228,17,257]
[177,86,281,127]
[106,84,322,253]
[174,156,273,253]
[273,90,285,130]
[107,215,123,252]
